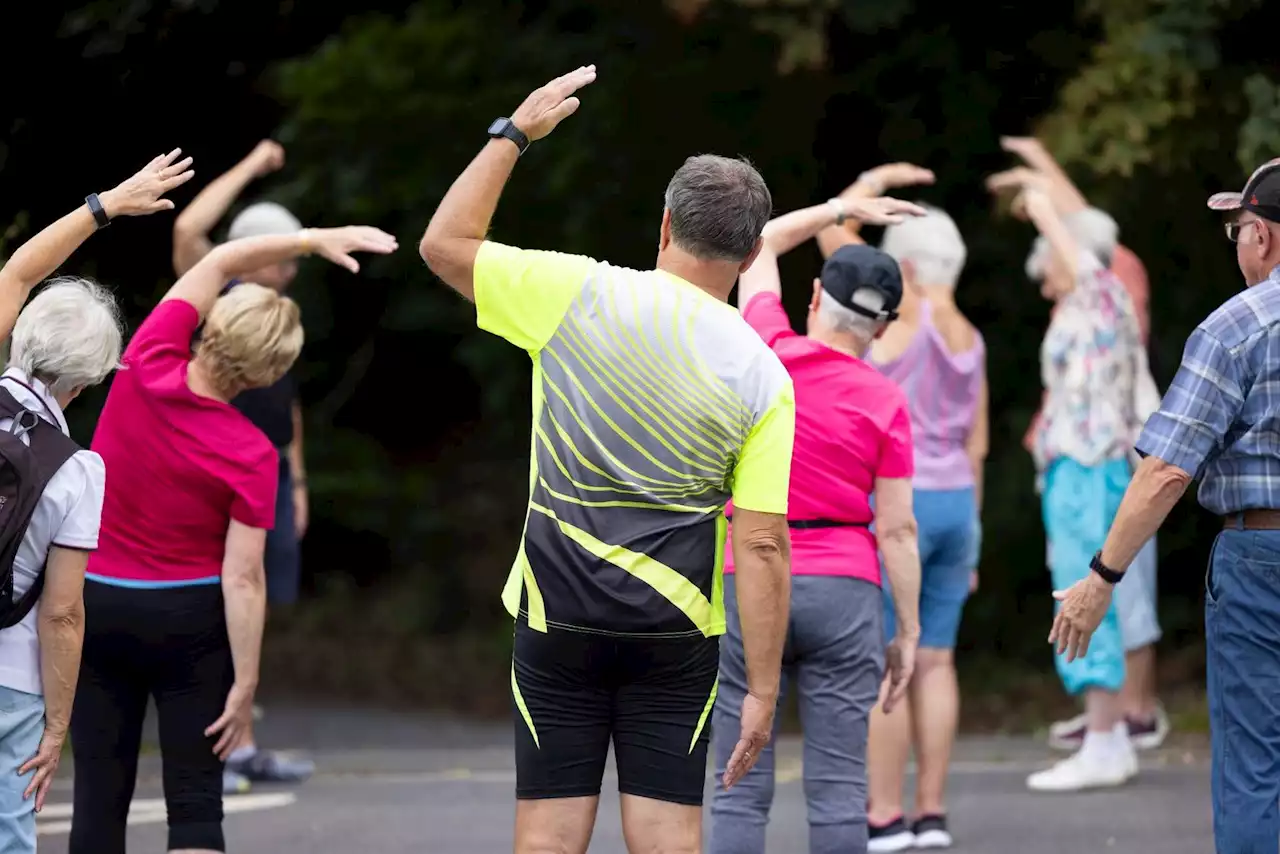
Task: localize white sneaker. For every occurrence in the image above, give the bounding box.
[1027,741,1137,792]
[1048,711,1089,751]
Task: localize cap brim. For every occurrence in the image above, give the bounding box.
[1208,191,1244,211]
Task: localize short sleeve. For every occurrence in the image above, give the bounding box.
[731,381,795,514]
[124,300,200,386]
[229,446,280,530]
[742,292,798,348]
[1136,326,1244,478]
[474,241,595,352]
[50,451,105,551]
[878,396,915,479]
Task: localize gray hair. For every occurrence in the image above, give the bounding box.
[881,203,967,288]
[663,155,772,262]
[1025,206,1118,280]
[817,287,885,344]
[10,277,124,396]
[227,201,303,242]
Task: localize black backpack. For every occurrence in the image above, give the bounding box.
[0,386,80,629]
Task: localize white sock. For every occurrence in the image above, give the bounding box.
[228,745,257,764]
[1081,728,1119,759]
[1112,722,1133,750]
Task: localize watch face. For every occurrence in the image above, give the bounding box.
[488,118,509,136]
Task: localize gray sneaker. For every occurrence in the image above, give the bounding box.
[223,768,251,795]
[227,749,315,783]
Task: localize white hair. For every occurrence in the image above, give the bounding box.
[880,203,967,287]
[1025,206,1119,280]
[227,201,303,242]
[817,287,885,343]
[10,277,124,397]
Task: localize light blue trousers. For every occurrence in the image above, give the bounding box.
[1042,457,1127,695]
[0,686,45,854]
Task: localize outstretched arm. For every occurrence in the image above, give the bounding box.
[164,226,397,322]
[816,163,935,259]
[740,196,926,309]
[999,137,1088,214]
[1021,187,1083,284]
[0,149,194,345]
[420,66,597,300]
[172,140,285,276]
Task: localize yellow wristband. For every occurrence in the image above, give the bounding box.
[298,228,313,256]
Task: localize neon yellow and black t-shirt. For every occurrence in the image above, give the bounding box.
[474,241,795,638]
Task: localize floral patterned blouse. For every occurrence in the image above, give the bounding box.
[1034,255,1151,473]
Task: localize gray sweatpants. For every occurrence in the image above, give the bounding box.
[709,574,885,854]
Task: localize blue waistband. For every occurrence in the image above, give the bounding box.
[86,573,221,590]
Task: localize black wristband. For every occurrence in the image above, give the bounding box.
[1089,550,1124,585]
[85,193,110,229]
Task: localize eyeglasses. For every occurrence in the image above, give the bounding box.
[1226,219,1260,243]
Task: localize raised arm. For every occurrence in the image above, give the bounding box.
[164,226,398,321]
[172,140,284,276]
[420,66,597,300]
[999,136,1089,214]
[0,149,193,345]
[1019,186,1084,284]
[816,162,935,259]
[740,195,926,309]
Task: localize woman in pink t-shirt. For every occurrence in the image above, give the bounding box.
[709,195,926,854]
[69,224,396,854]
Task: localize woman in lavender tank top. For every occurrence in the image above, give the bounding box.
[818,164,985,852]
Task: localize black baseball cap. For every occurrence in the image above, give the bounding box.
[820,244,903,322]
[1208,158,1280,222]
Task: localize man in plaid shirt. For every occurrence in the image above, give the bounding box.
[1052,158,1280,854]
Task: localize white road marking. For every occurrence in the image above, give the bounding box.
[36,792,296,836]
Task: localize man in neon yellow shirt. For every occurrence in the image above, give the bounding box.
[419,66,796,853]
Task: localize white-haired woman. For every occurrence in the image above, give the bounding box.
[69,222,396,854]
[818,162,987,851]
[0,150,192,853]
[172,139,314,790]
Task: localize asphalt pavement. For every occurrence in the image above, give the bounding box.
[42,705,1214,853]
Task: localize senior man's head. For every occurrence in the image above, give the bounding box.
[1209,158,1280,287]
[880,203,967,292]
[805,244,903,357]
[9,278,124,406]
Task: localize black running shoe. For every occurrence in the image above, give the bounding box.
[868,816,915,853]
[912,814,953,849]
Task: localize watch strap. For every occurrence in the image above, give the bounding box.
[1089,550,1124,585]
[827,198,847,226]
[489,118,530,155]
[85,193,110,229]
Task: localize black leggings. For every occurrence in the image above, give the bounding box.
[70,579,233,853]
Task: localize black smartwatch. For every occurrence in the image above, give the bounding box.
[487,118,530,155]
[1089,550,1124,585]
[85,193,110,229]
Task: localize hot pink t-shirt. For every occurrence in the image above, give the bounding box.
[88,299,279,587]
[725,293,914,584]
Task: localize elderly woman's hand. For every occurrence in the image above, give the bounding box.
[303,226,400,273]
[985,166,1051,196]
[98,148,195,218]
[854,162,936,197]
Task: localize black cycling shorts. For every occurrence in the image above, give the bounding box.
[511,621,720,805]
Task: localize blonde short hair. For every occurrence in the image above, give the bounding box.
[197,284,303,395]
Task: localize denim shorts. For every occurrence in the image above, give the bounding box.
[883,487,977,649]
[0,686,45,854]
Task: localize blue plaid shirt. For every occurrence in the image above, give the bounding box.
[1136,264,1280,514]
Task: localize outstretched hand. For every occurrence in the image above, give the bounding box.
[247,139,286,178]
[985,166,1050,195]
[856,162,936,196]
[99,149,195,218]
[305,226,399,273]
[844,196,928,226]
[511,65,597,142]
